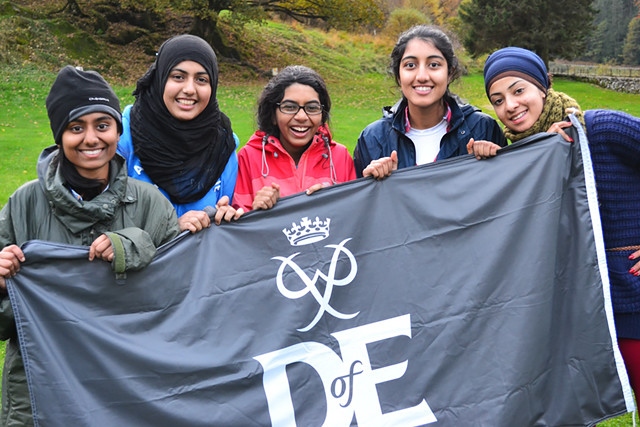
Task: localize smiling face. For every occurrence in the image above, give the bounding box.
[61,112,120,181]
[275,83,323,162]
[398,38,450,124]
[488,76,546,133]
[162,60,212,121]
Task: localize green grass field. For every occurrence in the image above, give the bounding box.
[1,65,640,425]
[4,66,640,202]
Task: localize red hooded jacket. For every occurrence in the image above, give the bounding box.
[232,125,356,211]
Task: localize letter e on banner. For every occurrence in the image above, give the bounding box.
[333,314,437,426]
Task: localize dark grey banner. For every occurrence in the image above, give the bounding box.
[8,128,633,426]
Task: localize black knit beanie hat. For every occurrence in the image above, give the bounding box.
[46,65,122,145]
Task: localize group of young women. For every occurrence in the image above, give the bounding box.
[0,22,638,425]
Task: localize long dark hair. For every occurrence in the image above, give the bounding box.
[256,65,331,138]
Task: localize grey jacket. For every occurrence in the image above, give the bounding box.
[0,146,180,426]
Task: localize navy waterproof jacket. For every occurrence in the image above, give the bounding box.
[353,96,507,177]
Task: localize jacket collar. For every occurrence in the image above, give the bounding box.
[386,95,479,134]
[37,146,133,234]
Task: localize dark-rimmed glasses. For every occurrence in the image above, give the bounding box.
[277,101,324,115]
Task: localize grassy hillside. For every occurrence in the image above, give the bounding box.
[0,0,399,86]
[3,17,640,204]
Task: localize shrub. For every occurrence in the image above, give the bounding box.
[383,8,430,40]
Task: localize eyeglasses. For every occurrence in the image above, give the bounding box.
[277,101,324,115]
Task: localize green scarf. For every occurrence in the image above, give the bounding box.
[505,88,585,143]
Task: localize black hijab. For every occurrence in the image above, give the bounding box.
[130,34,236,204]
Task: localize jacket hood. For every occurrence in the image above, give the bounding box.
[244,124,337,184]
[383,99,404,119]
[37,146,132,234]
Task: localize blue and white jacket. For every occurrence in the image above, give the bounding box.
[117,105,239,217]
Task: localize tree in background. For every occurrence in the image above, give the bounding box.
[400,0,444,25]
[440,0,463,23]
[381,0,461,27]
[457,0,596,65]
[122,0,385,59]
[383,8,431,39]
[623,15,640,65]
[582,0,637,64]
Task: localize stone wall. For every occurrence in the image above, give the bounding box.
[549,62,640,94]
[576,76,640,94]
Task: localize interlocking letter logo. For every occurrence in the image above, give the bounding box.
[274,216,358,332]
[273,238,358,332]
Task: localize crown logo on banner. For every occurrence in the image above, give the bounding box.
[282,216,331,246]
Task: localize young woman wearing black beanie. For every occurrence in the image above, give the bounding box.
[0,65,181,426]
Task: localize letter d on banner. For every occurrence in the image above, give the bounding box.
[255,342,352,426]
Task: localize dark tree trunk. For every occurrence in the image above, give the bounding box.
[52,0,87,17]
[191,16,241,61]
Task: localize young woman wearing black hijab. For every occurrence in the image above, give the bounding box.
[118,34,243,232]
